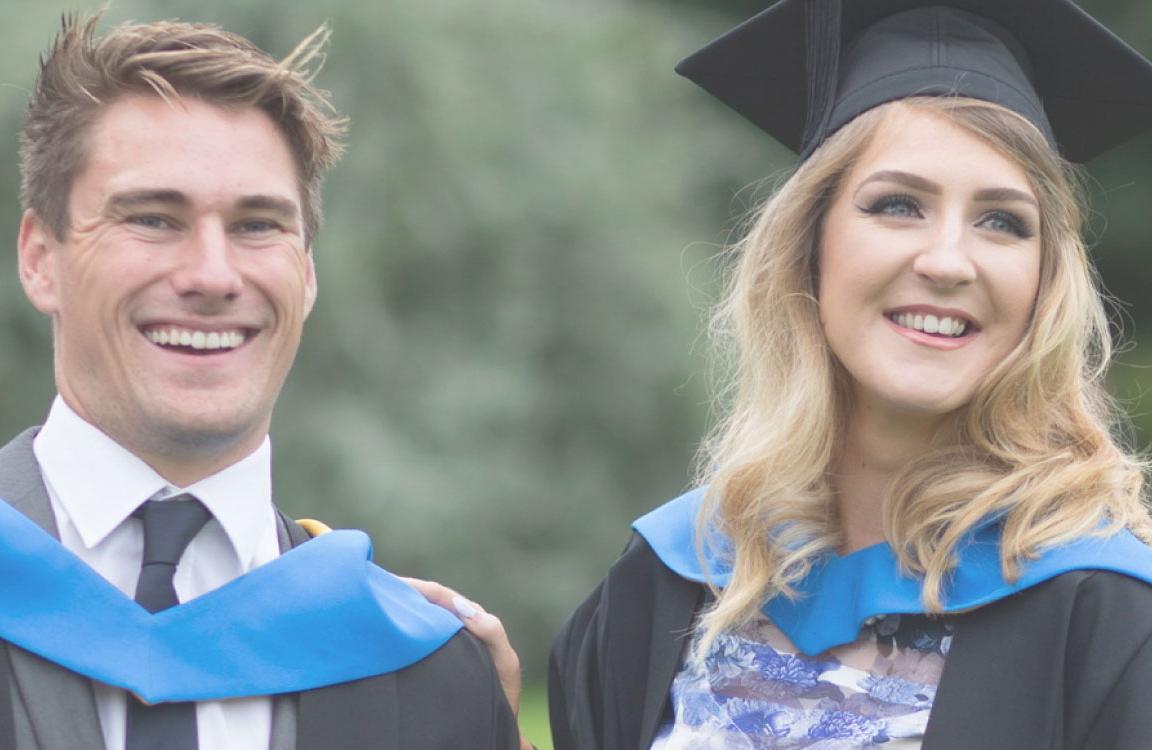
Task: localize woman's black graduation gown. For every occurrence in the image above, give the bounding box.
[550,533,1152,750]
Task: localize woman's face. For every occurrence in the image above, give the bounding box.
[818,105,1042,422]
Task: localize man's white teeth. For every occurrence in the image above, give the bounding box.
[891,312,968,337]
[145,328,246,350]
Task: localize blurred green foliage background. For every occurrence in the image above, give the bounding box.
[0,4,1149,742]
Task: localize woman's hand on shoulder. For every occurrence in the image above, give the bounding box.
[400,577,534,750]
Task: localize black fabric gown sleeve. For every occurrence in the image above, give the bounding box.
[282,516,519,749]
[1068,571,1152,747]
[925,569,1152,749]
[295,616,519,749]
[549,534,705,750]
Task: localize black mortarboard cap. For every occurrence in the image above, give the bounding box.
[676,0,1152,162]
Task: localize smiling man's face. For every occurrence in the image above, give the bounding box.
[18,95,316,482]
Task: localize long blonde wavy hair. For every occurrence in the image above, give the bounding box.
[694,96,1152,649]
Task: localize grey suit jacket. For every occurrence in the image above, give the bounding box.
[0,428,297,750]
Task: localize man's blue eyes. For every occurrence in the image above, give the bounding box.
[126,216,283,233]
[237,220,281,233]
[129,215,172,229]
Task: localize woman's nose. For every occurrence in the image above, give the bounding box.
[911,222,977,288]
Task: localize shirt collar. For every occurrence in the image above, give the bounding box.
[34,396,274,568]
[183,441,273,570]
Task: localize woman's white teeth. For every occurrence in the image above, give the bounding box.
[891,313,967,337]
[145,328,246,350]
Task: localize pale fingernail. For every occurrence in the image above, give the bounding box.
[452,594,480,620]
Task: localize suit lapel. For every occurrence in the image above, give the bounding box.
[266,511,306,750]
[268,690,297,750]
[7,649,106,749]
[0,428,59,535]
[276,510,310,549]
[0,429,105,749]
[0,645,15,750]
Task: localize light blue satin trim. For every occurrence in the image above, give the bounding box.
[634,488,1152,655]
[0,498,461,703]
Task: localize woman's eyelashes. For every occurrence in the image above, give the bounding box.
[977,210,1035,240]
[858,193,922,219]
[857,194,1035,240]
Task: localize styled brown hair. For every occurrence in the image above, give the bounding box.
[20,12,346,244]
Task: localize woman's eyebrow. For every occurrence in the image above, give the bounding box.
[973,187,1038,207]
[857,170,940,194]
[856,171,1037,207]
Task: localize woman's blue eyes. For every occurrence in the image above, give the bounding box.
[861,194,921,219]
[858,195,1034,239]
[979,211,1034,239]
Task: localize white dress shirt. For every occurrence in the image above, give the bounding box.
[33,396,282,750]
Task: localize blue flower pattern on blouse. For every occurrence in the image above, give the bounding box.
[652,613,952,749]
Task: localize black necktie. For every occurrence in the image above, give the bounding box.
[126,495,211,750]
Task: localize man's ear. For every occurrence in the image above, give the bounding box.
[303,249,318,317]
[18,210,60,315]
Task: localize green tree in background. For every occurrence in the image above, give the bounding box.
[0,0,1150,695]
[0,0,771,679]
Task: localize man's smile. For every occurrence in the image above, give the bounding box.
[140,324,253,353]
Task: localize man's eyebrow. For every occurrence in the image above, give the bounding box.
[236,195,300,219]
[102,191,301,220]
[104,189,189,213]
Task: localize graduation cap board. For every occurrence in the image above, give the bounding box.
[676,0,1152,162]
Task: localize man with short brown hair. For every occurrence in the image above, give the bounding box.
[1,13,518,749]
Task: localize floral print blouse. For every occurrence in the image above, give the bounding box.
[651,611,953,749]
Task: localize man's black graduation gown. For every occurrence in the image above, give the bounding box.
[550,534,1152,749]
[275,515,523,749]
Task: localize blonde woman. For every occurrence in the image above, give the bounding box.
[550,0,1152,748]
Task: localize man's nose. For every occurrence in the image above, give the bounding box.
[170,221,243,300]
